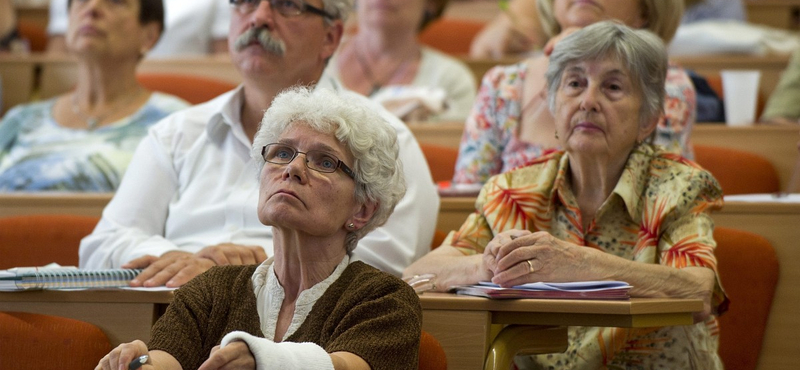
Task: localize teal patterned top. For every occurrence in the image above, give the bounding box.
[0,92,188,191]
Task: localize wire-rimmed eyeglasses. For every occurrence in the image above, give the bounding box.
[262,143,356,179]
[229,0,334,19]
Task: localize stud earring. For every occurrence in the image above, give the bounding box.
[347,223,355,229]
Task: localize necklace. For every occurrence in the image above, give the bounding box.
[351,41,417,97]
[71,88,145,130]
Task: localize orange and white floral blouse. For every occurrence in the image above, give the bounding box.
[447,143,729,369]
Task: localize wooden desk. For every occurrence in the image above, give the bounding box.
[36,55,242,100]
[711,201,800,370]
[746,0,800,31]
[437,198,800,370]
[408,122,464,149]
[420,293,701,370]
[0,55,37,115]
[672,54,790,104]
[0,192,112,218]
[0,288,700,370]
[0,289,173,346]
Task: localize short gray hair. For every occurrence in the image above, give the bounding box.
[545,21,667,129]
[321,0,354,24]
[252,87,406,253]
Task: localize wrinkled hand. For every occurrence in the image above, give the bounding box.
[470,16,536,59]
[124,244,267,288]
[482,229,532,279]
[543,26,581,56]
[195,244,267,266]
[487,231,591,287]
[95,340,149,370]
[125,251,216,288]
[197,342,255,370]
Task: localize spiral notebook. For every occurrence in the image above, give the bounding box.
[0,267,143,291]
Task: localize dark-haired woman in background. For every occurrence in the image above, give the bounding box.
[0,0,187,191]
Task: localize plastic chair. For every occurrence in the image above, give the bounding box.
[419,18,486,56]
[714,227,779,370]
[419,330,447,370]
[431,229,448,250]
[0,214,99,269]
[693,145,780,195]
[420,143,459,183]
[137,73,237,105]
[0,311,111,369]
[16,20,48,52]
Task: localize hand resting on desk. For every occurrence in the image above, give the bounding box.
[124,244,267,288]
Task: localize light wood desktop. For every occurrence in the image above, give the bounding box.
[0,192,112,218]
[746,0,800,31]
[0,289,173,347]
[437,198,800,370]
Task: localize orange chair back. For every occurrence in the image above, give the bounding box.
[431,229,448,250]
[0,214,99,269]
[16,20,48,52]
[693,145,780,195]
[419,330,447,370]
[714,227,779,370]
[137,73,237,105]
[419,18,486,55]
[420,143,459,183]
[0,311,111,369]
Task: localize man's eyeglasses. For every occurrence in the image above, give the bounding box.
[262,143,356,179]
[230,0,334,19]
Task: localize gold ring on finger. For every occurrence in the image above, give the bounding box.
[526,259,535,274]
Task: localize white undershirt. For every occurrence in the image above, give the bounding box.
[251,255,351,341]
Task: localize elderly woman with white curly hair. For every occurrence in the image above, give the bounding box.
[95,87,420,370]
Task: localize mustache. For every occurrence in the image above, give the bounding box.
[233,27,286,56]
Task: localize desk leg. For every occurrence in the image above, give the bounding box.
[423,309,492,370]
[484,325,568,370]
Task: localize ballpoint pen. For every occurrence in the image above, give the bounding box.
[129,354,149,370]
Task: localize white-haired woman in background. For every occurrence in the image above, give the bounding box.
[96,87,420,370]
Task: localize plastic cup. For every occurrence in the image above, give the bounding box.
[721,70,761,126]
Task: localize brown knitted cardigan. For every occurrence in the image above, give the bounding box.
[149,262,421,370]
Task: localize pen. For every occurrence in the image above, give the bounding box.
[129,354,149,370]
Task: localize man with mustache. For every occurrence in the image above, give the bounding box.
[79,0,439,286]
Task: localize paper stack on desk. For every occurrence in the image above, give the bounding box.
[453,281,632,300]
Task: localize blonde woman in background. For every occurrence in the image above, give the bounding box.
[327,0,476,122]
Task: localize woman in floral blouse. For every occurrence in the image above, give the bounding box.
[406,21,727,369]
[453,0,696,185]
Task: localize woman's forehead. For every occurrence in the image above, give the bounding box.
[563,57,632,78]
[279,124,345,153]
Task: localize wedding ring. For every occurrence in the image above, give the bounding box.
[526,259,535,274]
